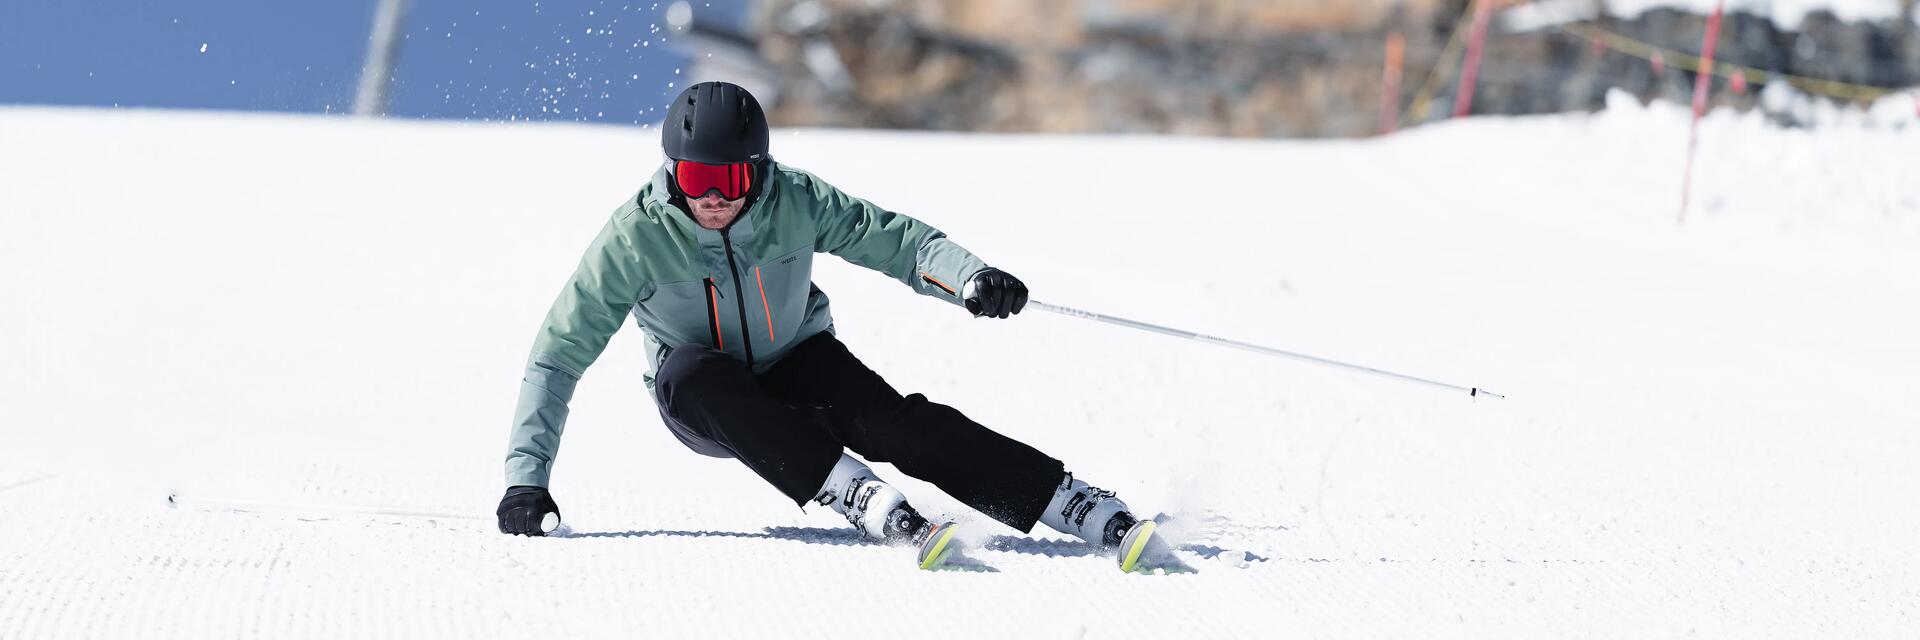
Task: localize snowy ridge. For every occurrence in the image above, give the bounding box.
[1607,0,1911,26]
[1,104,1916,637]
[1505,0,1917,32]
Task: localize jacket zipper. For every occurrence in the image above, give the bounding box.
[702,278,723,350]
[754,266,776,342]
[719,227,757,368]
[920,272,957,296]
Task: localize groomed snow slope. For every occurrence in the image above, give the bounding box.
[1,101,1916,638]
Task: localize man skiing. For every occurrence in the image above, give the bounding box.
[496,82,1175,572]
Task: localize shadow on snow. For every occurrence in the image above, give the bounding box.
[562,526,870,546]
[563,527,1269,565]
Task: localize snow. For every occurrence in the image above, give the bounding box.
[1,101,1917,637]
[1604,0,1908,26]
[1507,0,1910,31]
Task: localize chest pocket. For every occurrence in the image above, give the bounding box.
[632,278,730,352]
[747,244,814,347]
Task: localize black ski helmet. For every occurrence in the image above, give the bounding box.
[661,81,769,165]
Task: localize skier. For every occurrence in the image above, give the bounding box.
[495,81,1175,572]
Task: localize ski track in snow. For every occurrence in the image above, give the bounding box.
[1,102,1916,637]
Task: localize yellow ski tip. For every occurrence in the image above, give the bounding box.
[918,523,958,571]
[1119,520,1157,573]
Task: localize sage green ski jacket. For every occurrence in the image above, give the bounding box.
[504,161,992,487]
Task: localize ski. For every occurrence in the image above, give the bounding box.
[913,521,998,572]
[1116,519,1198,574]
[915,521,961,570]
[910,518,1196,574]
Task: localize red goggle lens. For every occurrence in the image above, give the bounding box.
[674,160,754,200]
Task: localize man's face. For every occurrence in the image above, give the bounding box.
[686,191,746,230]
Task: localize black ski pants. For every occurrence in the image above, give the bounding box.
[651,331,1064,532]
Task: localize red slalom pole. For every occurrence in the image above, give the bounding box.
[1454,0,1497,118]
[1678,0,1726,224]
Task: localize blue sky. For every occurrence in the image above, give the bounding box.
[0,0,749,124]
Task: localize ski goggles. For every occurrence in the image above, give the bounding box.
[672,160,755,200]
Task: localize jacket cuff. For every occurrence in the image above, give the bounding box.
[912,234,989,307]
[505,461,551,488]
[502,354,578,489]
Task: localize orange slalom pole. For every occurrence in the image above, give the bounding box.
[1382,32,1406,134]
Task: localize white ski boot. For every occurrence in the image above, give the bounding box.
[812,454,965,570]
[1039,473,1193,574]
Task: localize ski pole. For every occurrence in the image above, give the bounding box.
[1027,300,1504,400]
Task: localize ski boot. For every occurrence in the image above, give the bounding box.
[814,454,969,571]
[1040,473,1194,574]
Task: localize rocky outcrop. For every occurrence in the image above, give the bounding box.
[749,0,1919,137]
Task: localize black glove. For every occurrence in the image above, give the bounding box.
[497,485,561,536]
[964,268,1028,319]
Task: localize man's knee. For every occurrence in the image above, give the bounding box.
[654,345,749,411]
[656,344,738,384]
